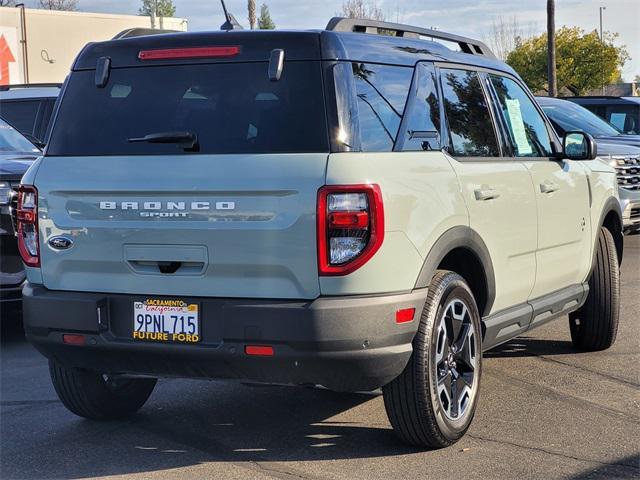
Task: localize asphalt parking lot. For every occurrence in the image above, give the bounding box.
[1,235,638,480]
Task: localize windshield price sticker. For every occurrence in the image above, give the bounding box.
[133,299,200,343]
[505,98,533,155]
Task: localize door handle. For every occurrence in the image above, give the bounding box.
[540,181,560,194]
[474,187,500,201]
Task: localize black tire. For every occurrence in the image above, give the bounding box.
[49,360,157,420]
[383,270,482,448]
[569,227,620,351]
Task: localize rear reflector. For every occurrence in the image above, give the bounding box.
[245,345,274,356]
[395,308,415,324]
[138,46,241,60]
[329,211,369,229]
[63,334,86,345]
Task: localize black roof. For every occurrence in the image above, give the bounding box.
[72,20,518,79]
[563,96,640,106]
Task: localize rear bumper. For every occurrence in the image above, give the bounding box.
[23,284,428,392]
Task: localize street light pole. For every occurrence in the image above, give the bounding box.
[547,0,557,97]
[600,6,606,95]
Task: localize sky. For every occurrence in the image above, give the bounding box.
[24,0,640,81]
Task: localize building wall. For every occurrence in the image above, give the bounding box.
[584,83,639,97]
[0,7,187,85]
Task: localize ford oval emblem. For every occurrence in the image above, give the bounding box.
[48,236,73,250]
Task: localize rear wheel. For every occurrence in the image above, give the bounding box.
[383,270,482,448]
[49,360,156,419]
[569,227,620,351]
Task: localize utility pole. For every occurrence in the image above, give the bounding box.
[547,0,557,97]
[600,6,607,95]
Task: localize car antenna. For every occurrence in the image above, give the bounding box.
[220,0,243,31]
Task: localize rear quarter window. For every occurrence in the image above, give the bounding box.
[333,62,413,152]
[47,61,329,155]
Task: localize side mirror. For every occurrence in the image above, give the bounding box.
[562,131,597,160]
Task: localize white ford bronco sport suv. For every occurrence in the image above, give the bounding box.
[18,18,623,448]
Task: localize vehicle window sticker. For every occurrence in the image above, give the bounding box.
[505,98,533,155]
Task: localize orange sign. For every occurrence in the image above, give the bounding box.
[0,34,16,86]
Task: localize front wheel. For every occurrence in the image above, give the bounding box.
[383,270,482,448]
[569,227,620,351]
[49,360,157,420]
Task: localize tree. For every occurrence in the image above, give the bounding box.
[257,4,275,30]
[507,27,629,95]
[38,0,78,10]
[248,0,256,30]
[340,0,385,21]
[0,0,16,7]
[484,16,535,61]
[139,0,175,18]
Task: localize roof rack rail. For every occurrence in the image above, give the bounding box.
[0,83,62,91]
[326,17,496,59]
[112,28,180,40]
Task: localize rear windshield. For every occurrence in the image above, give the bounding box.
[47,62,328,155]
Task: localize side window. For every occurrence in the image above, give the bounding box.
[489,75,553,157]
[440,69,499,157]
[607,105,638,134]
[0,100,40,137]
[400,62,441,151]
[35,99,55,143]
[351,63,413,151]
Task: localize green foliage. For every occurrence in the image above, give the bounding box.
[139,0,176,18]
[507,27,629,95]
[258,3,275,29]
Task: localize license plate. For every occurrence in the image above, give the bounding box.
[133,298,200,344]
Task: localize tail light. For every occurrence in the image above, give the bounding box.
[317,184,384,276]
[16,185,40,267]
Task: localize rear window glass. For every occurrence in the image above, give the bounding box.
[351,62,413,151]
[47,62,328,155]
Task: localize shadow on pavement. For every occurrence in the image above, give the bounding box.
[484,336,578,358]
[568,453,640,479]
[1,318,425,479]
[2,383,424,479]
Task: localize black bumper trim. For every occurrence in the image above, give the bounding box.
[23,284,428,392]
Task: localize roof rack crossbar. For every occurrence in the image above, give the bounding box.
[326,17,496,59]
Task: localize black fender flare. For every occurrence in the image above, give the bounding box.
[414,226,496,316]
[593,196,624,268]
